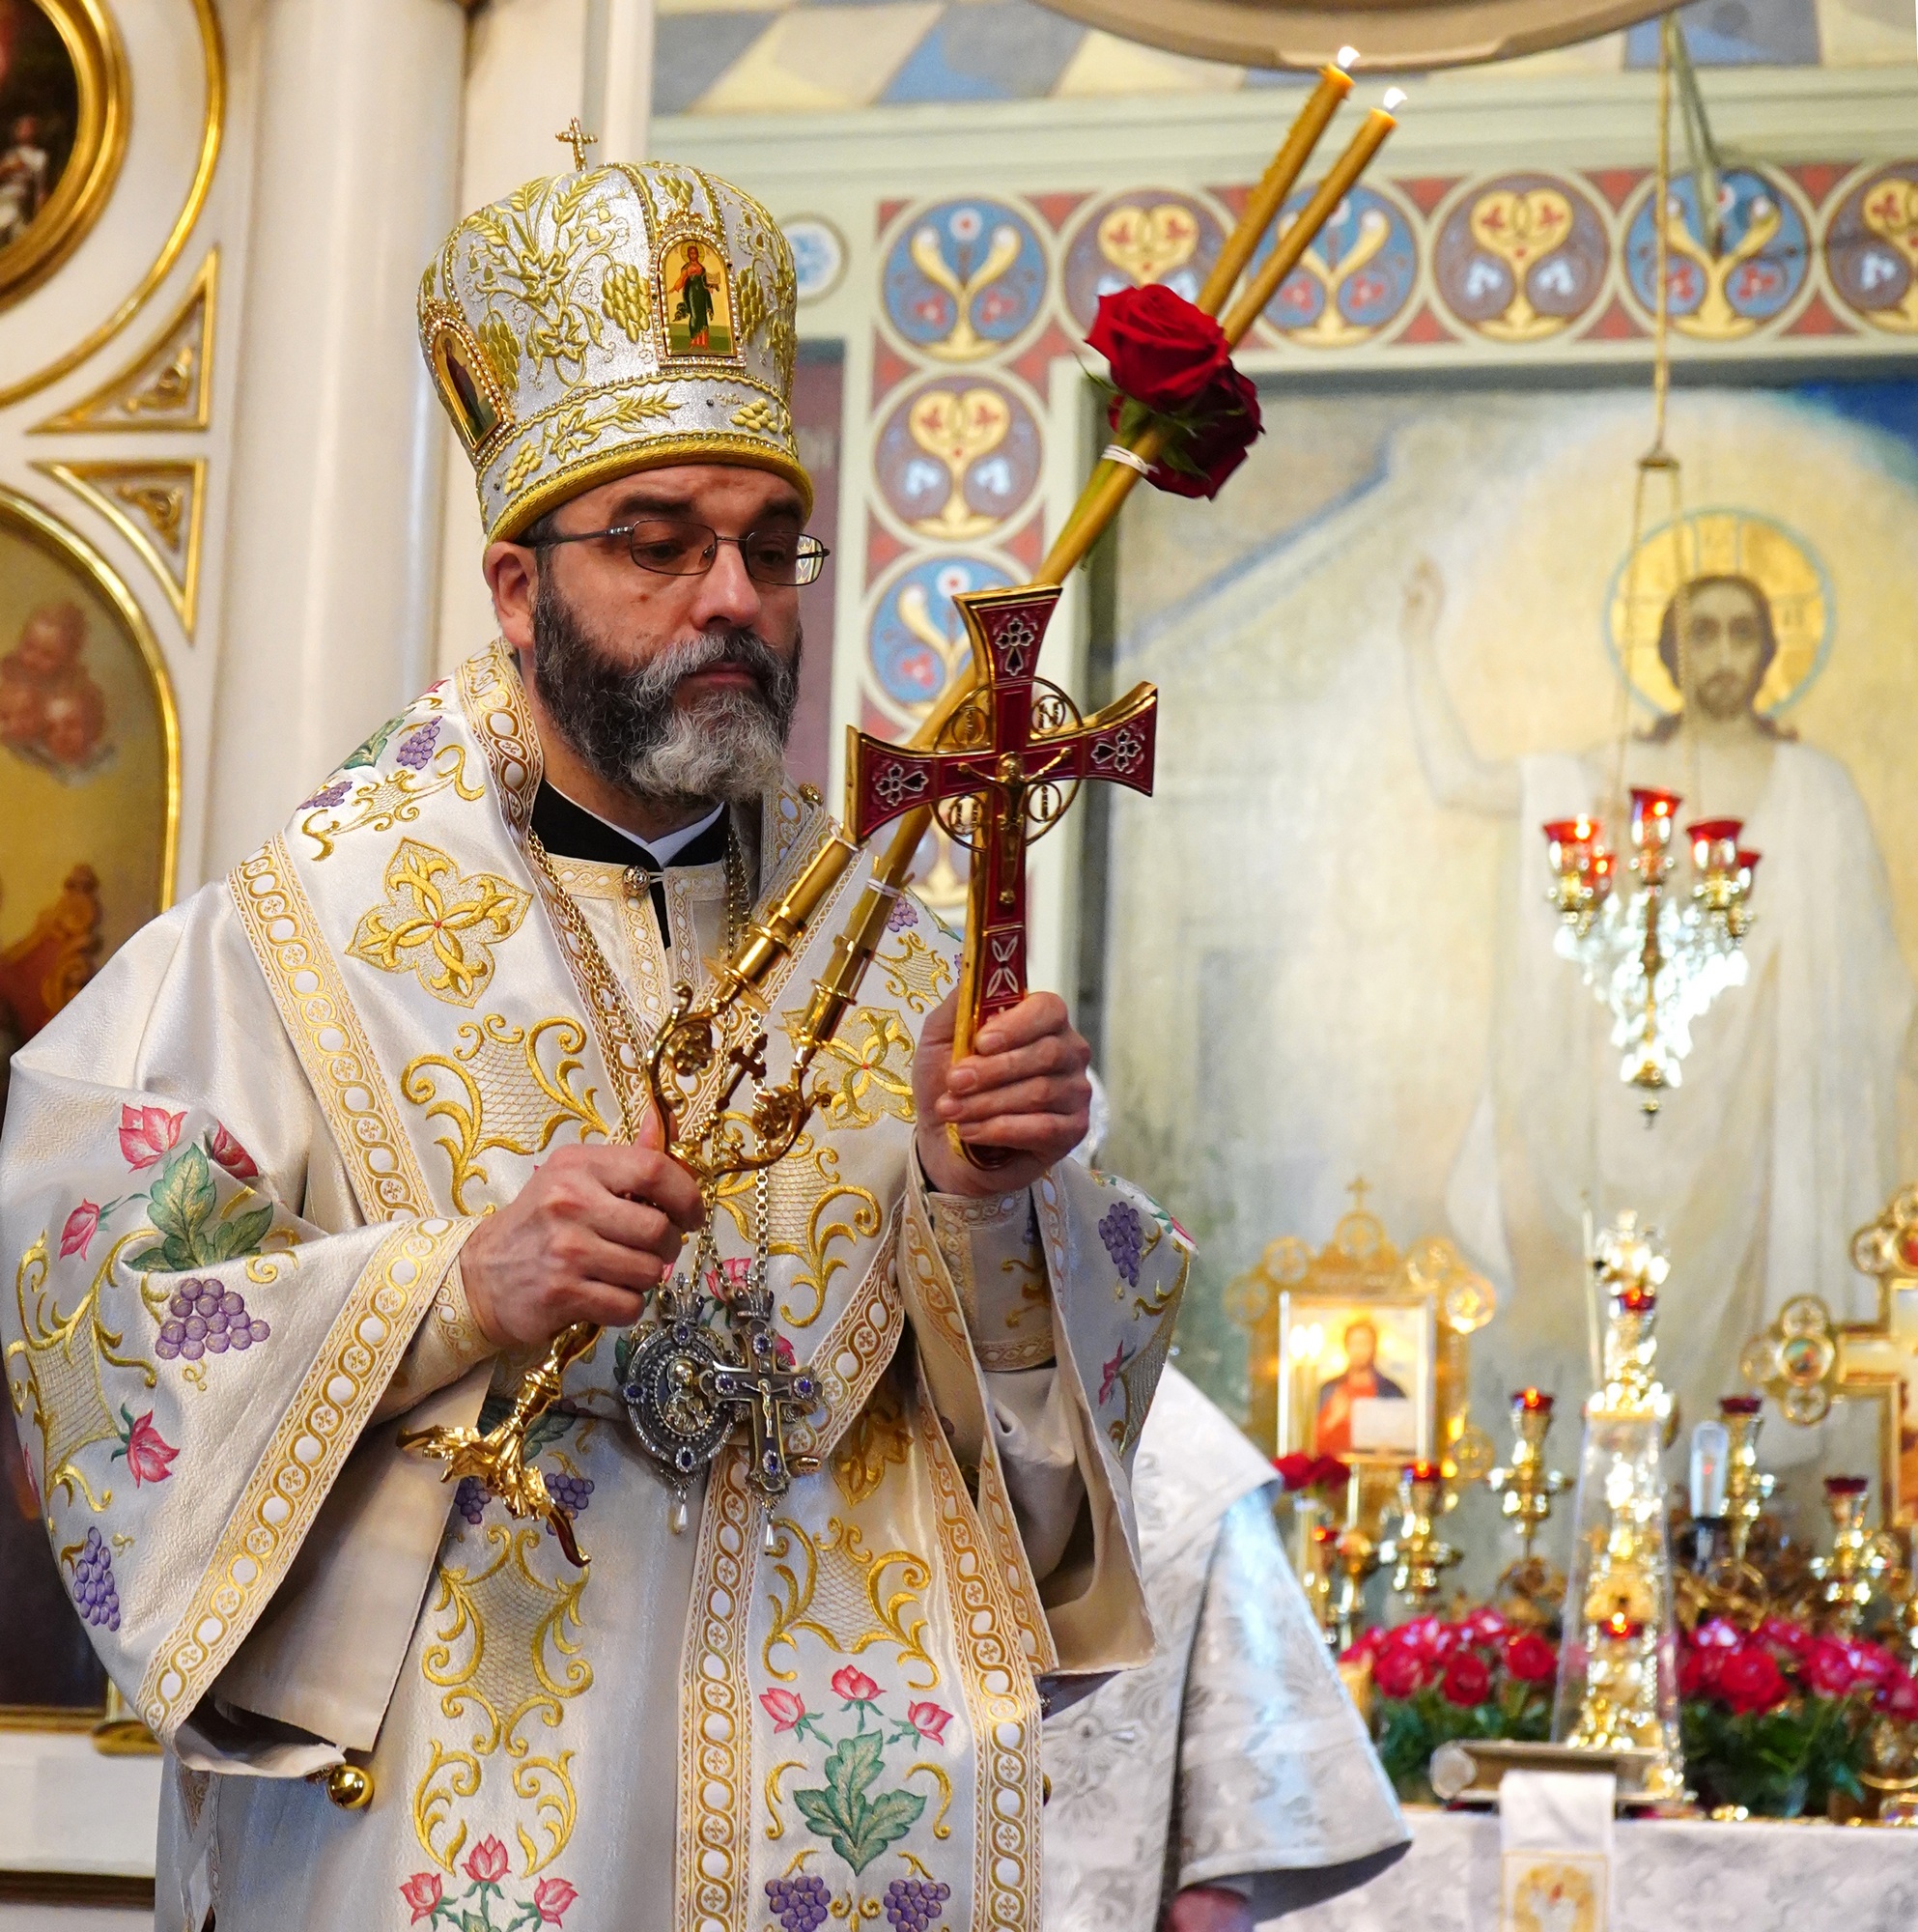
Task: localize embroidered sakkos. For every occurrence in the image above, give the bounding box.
[0,643,1184,1932]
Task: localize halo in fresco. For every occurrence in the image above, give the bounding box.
[874,375,1042,541]
[867,554,1015,711]
[1824,164,1918,336]
[781,215,846,305]
[1433,173,1608,342]
[1605,507,1831,717]
[1061,190,1225,332]
[1623,168,1809,341]
[882,199,1047,363]
[1255,185,1417,347]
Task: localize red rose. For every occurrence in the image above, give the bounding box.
[759,1688,806,1733]
[1505,1633,1558,1684]
[1880,1669,1918,1719]
[1805,1638,1858,1697]
[207,1122,260,1181]
[114,1409,178,1487]
[1760,1614,1812,1659]
[1310,1455,1350,1491]
[1372,1643,1428,1700]
[1717,1646,1790,1715]
[1844,1640,1895,1688]
[1678,1645,1718,1701]
[1340,1626,1387,1665]
[1694,1617,1743,1651]
[1441,1651,1493,1707]
[118,1104,183,1171]
[831,1666,881,1705]
[60,1201,102,1259]
[1396,1615,1445,1658]
[462,1835,510,1885]
[533,1876,578,1925]
[1461,1607,1509,1650]
[1087,284,1230,414]
[1273,1453,1315,1491]
[906,1700,953,1744]
[1108,366,1262,502]
[399,1873,442,1923]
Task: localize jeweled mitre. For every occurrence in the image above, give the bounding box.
[420,160,805,541]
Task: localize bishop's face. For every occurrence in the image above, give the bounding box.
[1678,580,1772,724]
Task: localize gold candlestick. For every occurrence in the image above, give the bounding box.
[1380,1460,1460,1614]
[1810,1474,1895,1637]
[1488,1388,1567,1629]
[1718,1394,1773,1565]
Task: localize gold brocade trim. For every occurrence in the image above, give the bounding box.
[678,1450,754,1932]
[136,1218,469,1738]
[973,1334,1055,1374]
[912,1355,1041,1932]
[458,642,543,835]
[778,1215,902,1466]
[229,840,433,1222]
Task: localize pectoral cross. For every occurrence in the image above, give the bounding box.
[846,582,1157,1056]
[555,117,597,171]
[706,1286,821,1510]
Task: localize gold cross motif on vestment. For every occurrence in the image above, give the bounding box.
[347,838,531,1009]
[555,117,597,171]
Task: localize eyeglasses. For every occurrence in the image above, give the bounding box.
[534,516,830,588]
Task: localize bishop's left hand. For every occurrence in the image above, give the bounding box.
[913,989,1091,1197]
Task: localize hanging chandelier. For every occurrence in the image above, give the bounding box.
[1544,801,1758,1110]
[1537,21,1759,1117]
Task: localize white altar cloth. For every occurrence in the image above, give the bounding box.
[1266,1804,1918,1931]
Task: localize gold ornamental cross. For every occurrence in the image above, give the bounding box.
[347,838,531,1009]
[556,118,598,171]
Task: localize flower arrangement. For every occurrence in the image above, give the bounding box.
[1678,1616,1918,1818]
[1273,1452,1350,1495]
[1342,1609,1558,1802]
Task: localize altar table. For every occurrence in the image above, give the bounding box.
[1268,1804,1918,1931]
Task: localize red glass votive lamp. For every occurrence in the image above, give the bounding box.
[1824,1474,1870,1496]
[1617,1284,1657,1317]
[1628,787,1682,850]
[1720,1395,1763,1416]
[1687,817,1742,868]
[1513,1388,1554,1414]
[1602,1611,1644,1643]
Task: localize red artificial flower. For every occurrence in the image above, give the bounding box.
[1460,1607,1509,1650]
[1373,1642,1430,1701]
[114,1409,178,1487]
[462,1835,510,1885]
[1760,1615,1812,1659]
[1274,1453,1314,1489]
[1274,1453,1348,1493]
[60,1201,101,1259]
[759,1688,806,1733]
[1340,1626,1387,1665]
[906,1701,953,1745]
[1086,284,1231,415]
[207,1122,260,1181]
[1107,366,1263,502]
[1309,1455,1349,1490]
[1880,1669,1918,1720]
[1396,1615,1447,1659]
[1678,1645,1718,1701]
[399,1872,442,1923]
[1843,1640,1895,1689]
[831,1666,881,1706]
[533,1876,579,1925]
[1804,1638,1859,1698]
[1441,1651,1494,1708]
[1505,1633,1558,1684]
[1694,1617,1743,1651]
[1717,1645,1791,1715]
[118,1104,183,1171]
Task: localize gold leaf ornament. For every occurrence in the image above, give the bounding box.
[348,840,532,1008]
[477,310,521,389]
[600,261,651,342]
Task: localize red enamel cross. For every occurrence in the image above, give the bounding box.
[845,582,1157,1057]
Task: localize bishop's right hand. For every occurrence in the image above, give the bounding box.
[459,1111,705,1351]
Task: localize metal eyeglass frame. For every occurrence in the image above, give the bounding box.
[530,518,830,588]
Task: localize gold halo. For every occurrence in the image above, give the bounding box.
[1607,509,1831,717]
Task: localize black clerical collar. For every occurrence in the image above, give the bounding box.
[530,783,730,945]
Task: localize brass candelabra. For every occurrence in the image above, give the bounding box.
[1381,1460,1459,1614]
[1810,1474,1897,1637]
[1487,1388,1567,1630]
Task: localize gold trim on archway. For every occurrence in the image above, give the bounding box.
[0,0,224,412]
[0,482,181,909]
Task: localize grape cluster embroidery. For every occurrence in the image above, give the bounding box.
[547,1471,594,1520]
[156,1277,269,1360]
[765,1873,831,1931]
[71,1526,120,1631]
[882,1876,951,1928]
[455,1476,488,1526]
[1097,1201,1144,1288]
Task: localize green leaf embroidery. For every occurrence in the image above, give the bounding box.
[791,1730,924,1874]
[201,1205,274,1264]
[147,1146,215,1244]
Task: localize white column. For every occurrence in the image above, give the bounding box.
[591,0,655,167]
[207,0,466,870]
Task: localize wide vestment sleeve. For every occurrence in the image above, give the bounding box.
[0,883,475,1772]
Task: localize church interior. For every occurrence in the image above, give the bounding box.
[3,0,1918,1925]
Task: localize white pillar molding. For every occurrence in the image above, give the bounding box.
[207,0,466,870]
[591,0,655,166]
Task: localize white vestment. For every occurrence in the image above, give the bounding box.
[1449,743,1915,1439]
[0,645,1190,1932]
[1041,1369,1405,1930]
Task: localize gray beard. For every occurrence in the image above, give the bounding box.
[529,581,799,811]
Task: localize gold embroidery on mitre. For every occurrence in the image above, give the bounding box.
[347,839,532,1009]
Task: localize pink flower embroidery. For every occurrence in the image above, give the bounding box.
[533,1876,579,1924]
[399,1873,442,1923]
[60,1201,101,1259]
[760,1687,807,1732]
[206,1122,260,1181]
[118,1104,183,1171]
[112,1408,178,1487]
[1098,1345,1125,1406]
[831,1665,881,1707]
[462,1835,510,1885]
[774,1334,797,1370]
[905,1700,952,1745]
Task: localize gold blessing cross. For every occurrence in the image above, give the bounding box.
[556,118,598,171]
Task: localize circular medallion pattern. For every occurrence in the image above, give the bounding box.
[782,215,846,304]
[874,375,1042,541]
[1824,164,1918,335]
[868,554,1015,710]
[1624,168,1808,340]
[1255,185,1417,347]
[882,199,1046,362]
[1432,173,1608,341]
[1061,190,1226,331]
